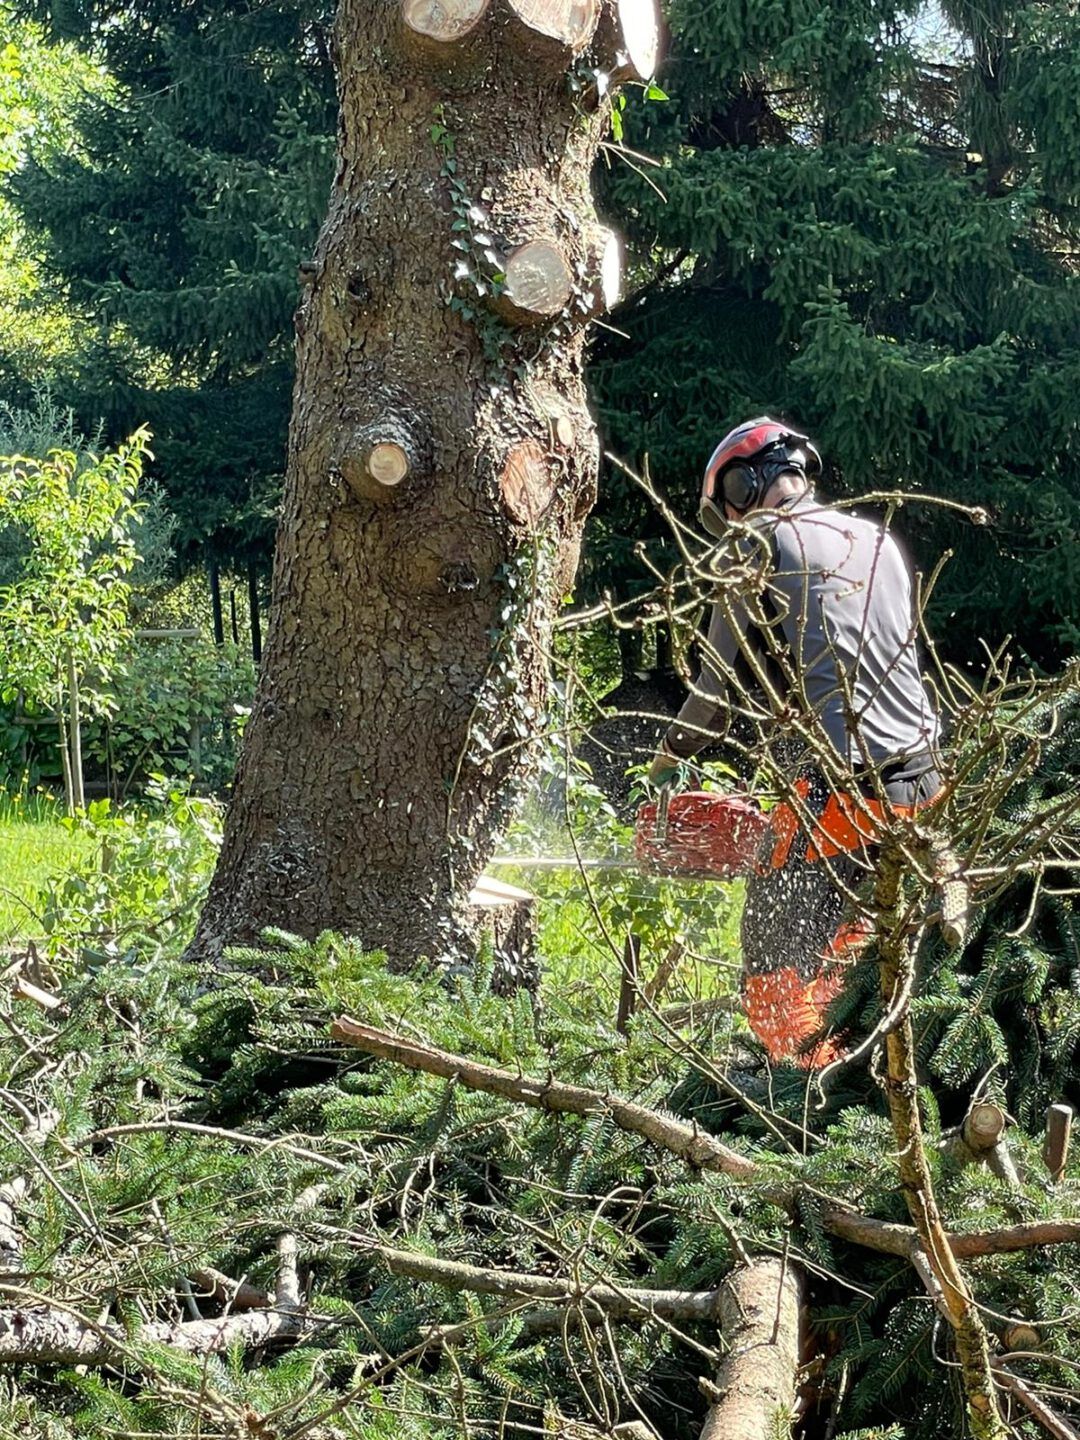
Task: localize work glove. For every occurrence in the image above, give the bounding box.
[647,740,682,790]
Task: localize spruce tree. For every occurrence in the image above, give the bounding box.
[9,0,338,570]
[589,0,1080,667]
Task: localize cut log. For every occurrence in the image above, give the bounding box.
[497,240,572,324]
[401,0,490,43]
[700,1258,803,1440]
[500,440,556,527]
[507,0,599,50]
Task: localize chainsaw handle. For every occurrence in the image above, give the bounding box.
[655,783,671,840]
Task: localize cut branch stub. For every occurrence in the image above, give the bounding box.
[507,0,599,50]
[496,240,572,325]
[338,418,423,503]
[612,0,660,80]
[964,1102,1007,1152]
[1044,1103,1073,1184]
[1002,1321,1042,1352]
[500,440,556,527]
[401,0,490,43]
[593,227,622,313]
[366,442,410,488]
[582,0,661,104]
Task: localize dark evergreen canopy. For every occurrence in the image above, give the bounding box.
[589,0,1080,666]
[10,0,337,566]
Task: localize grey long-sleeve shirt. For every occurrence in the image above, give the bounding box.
[665,496,940,769]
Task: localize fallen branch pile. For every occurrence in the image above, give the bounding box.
[331,1012,1080,1440]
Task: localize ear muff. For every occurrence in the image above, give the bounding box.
[720,462,762,512]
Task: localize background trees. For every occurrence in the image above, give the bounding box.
[0,428,148,812]
[10,1,1080,672]
[589,0,1080,668]
[8,0,337,575]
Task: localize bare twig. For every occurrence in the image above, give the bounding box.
[80,1121,350,1175]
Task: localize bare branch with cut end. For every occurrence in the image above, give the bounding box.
[329,1017,758,1179]
[1044,1104,1073,1184]
[699,1258,803,1440]
[0,1295,321,1367]
[358,1237,725,1321]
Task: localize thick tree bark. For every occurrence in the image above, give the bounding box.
[191,0,658,967]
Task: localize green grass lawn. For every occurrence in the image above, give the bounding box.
[0,791,93,943]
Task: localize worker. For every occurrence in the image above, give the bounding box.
[648,416,942,1066]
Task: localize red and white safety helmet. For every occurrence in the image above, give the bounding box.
[699,416,822,538]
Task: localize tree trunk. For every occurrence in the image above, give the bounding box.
[190,0,658,966]
[56,673,75,819]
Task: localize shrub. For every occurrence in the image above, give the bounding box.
[83,636,255,794]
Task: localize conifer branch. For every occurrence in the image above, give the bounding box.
[356,1236,726,1321]
[329,1018,758,1179]
[80,1120,350,1174]
[821,1211,1080,1260]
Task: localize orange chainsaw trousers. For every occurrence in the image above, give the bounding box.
[741,767,940,1068]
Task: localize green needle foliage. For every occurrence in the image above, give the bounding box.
[0,687,1078,1440]
[589,0,1080,666]
[8,0,337,570]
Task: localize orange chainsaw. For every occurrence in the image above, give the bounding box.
[633,788,768,879]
